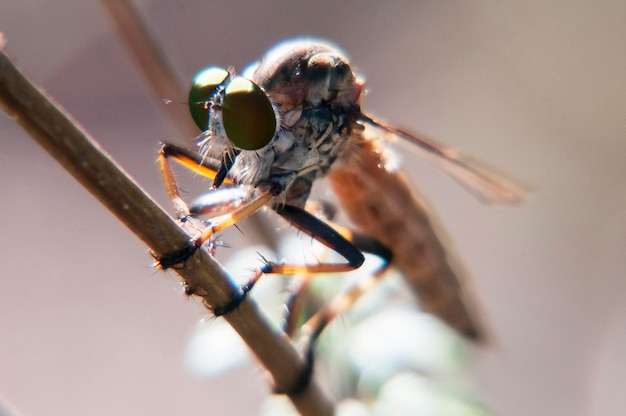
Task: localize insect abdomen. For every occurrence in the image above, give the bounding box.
[327,137,484,340]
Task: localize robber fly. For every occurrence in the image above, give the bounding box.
[157,38,519,380]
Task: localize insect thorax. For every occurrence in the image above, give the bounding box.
[279,102,358,207]
[232,39,364,207]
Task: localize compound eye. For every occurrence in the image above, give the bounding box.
[188,67,229,132]
[222,77,276,150]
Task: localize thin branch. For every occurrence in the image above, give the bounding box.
[0,50,333,415]
[100,0,197,138]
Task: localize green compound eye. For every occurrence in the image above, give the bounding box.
[222,77,276,150]
[188,67,229,132]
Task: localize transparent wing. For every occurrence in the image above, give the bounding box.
[359,114,523,205]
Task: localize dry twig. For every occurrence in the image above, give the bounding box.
[100,0,197,137]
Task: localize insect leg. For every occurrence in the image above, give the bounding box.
[281,220,394,337]
[155,142,276,269]
[243,205,393,394]
[291,228,393,368]
[158,142,224,220]
[213,203,366,317]
[156,186,275,269]
[271,204,367,273]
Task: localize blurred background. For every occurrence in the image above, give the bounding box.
[1,1,625,415]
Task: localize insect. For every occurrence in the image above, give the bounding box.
[156,37,519,391]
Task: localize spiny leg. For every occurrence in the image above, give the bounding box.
[157,143,284,319]
[233,204,393,394]
[160,142,232,184]
[212,203,366,317]
[158,142,223,220]
[285,228,394,386]
[297,232,393,355]
[156,186,276,269]
[155,142,276,269]
[281,199,342,336]
[283,216,394,338]
[283,273,314,338]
